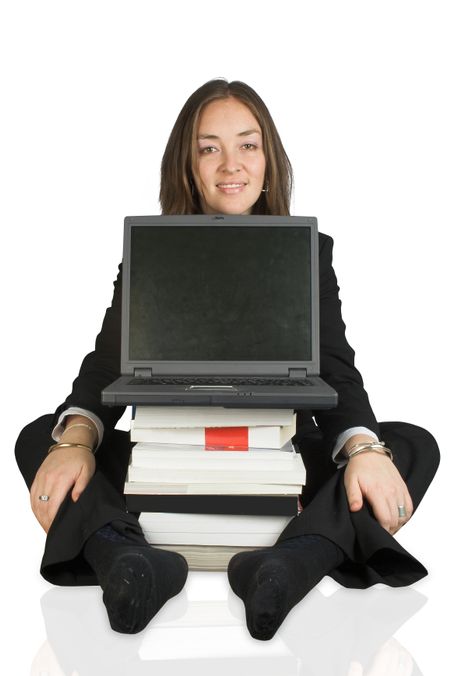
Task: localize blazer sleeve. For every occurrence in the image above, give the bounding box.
[52,264,126,437]
[312,233,380,448]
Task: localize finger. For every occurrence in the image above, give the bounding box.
[32,493,54,532]
[381,486,401,533]
[44,483,73,532]
[34,477,75,532]
[71,464,91,502]
[31,470,56,508]
[30,475,42,509]
[397,501,409,525]
[33,492,58,532]
[405,490,414,518]
[30,467,56,528]
[392,493,414,533]
[345,474,363,511]
[396,475,414,517]
[375,482,401,533]
[30,482,53,529]
[371,496,395,533]
[388,497,401,534]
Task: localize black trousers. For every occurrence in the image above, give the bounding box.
[15,415,440,589]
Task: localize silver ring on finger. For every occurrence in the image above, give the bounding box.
[38,494,50,502]
[397,505,407,518]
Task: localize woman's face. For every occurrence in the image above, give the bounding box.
[193,97,266,215]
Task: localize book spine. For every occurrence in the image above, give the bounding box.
[125,494,300,516]
[205,426,248,450]
[130,425,292,448]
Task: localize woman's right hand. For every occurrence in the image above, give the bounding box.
[30,446,96,533]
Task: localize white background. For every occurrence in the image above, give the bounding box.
[2,1,448,674]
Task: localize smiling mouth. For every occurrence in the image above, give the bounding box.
[216,182,247,193]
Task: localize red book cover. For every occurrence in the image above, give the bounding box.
[205,427,249,451]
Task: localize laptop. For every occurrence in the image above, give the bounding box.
[101,215,337,409]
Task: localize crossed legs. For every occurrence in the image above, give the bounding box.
[15,415,439,638]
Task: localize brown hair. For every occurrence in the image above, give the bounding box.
[159,79,293,215]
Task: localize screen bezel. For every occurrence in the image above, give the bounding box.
[121,214,319,377]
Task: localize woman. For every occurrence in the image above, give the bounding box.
[15,79,440,640]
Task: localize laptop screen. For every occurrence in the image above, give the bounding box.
[127,222,312,362]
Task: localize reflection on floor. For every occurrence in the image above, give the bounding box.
[32,574,426,676]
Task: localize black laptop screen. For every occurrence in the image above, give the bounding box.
[129,226,311,361]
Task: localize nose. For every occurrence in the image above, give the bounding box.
[220,148,241,173]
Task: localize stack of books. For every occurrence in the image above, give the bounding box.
[124,406,306,570]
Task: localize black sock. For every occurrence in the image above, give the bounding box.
[227,534,345,641]
[83,524,188,634]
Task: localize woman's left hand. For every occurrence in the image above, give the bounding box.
[344,451,413,534]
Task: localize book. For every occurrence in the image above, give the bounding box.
[139,511,293,534]
[126,461,305,484]
[124,481,301,495]
[124,493,301,516]
[130,420,296,449]
[151,544,262,571]
[130,454,302,471]
[126,406,305,566]
[143,530,287,547]
[139,512,293,547]
[131,438,296,458]
[133,406,296,428]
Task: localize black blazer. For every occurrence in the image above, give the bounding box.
[54,233,380,450]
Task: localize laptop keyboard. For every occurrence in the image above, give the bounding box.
[128,377,313,387]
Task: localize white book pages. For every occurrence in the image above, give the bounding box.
[124,481,302,495]
[151,544,260,572]
[139,512,292,533]
[133,406,295,428]
[127,465,306,484]
[142,530,284,546]
[131,439,295,456]
[130,456,302,471]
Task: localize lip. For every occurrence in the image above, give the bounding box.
[216,182,247,194]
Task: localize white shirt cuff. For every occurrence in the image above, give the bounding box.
[332,426,379,468]
[52,407,104,451]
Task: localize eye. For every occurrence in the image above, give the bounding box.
[199,146,218,154]
[242,143,258,151]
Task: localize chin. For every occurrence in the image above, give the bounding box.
[202,196,257,216]
[223,208,252,216]
[218,201,255,216]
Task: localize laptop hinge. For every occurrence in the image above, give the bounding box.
[134,368,152,377]
[289,368,307,378]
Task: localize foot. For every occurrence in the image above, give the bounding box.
[83,524,188,633]
[227,534,344,640]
